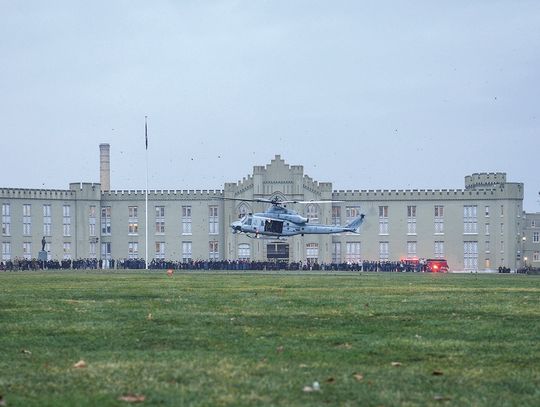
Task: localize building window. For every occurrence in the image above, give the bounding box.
[407,206,417,234]
[101,207,111,235]
[485,206,490,217]
[23,204,31,236]
[89,241,97,259]
[209,241,219,260]
[306,204,319,223]
[63,205,71,237]
[306,243,319,264]
[345,242,361,263]
[500,205,504,217]
[2,203,11,236]
[407,241,417,258]
[533,232,539,243]
[182,206,192,235]
[101,242,112,260]
[531,219,537,228]
[155,206,165,234]
[379,241,389,261]
[182,241,192,262]
[346,206,361,223]
[2,242,11,260]
[237,203,249,219]
[128,242,139,259]
[43,204,51,237]
[155,241,165,259]
[89,206,96,237]
[63,242,71,260]
[332,242,341,263]
[464,241,478,271]
[485,223,490,235]
[434,205,444,234]
[485,240,490,254]
[23,242,32,260]
[379,206,388,235]
[500,240,504,254]
[464,205,478,234]
[209,205,219,235]
[434,241,444,259]
[238,243,250,260]
[533,251,539,262]
[500,223,504,235]
[128,206,138,235]
[332,206,341,226]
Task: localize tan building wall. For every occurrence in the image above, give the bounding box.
[0,155,528,271]
[522,212,540,268]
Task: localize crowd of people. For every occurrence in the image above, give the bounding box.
[0,258,435,272]
[0,257,533,273]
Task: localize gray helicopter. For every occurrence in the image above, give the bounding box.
[227,197,365,238]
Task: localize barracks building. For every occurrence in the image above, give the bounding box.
[1,144,538,271]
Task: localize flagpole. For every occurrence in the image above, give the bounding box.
[145,116,149,270]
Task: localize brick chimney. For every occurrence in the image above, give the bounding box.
[99,143,110,191]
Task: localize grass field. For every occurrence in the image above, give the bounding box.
[0,271,539,406]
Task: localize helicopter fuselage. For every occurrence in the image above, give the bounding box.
[228,199,364,238]
[231,212,362,237]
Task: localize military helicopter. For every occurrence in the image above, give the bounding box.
[226,197,365,238]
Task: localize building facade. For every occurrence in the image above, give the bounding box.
[521,212,540,268]
[1,153,536,271]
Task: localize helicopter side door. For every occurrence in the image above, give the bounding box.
[264,219,284,234]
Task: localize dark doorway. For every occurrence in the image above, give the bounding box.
[267,242,289,260]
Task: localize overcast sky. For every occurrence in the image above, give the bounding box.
[1,1,539,211]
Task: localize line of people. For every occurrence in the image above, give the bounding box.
[1,258,432,272]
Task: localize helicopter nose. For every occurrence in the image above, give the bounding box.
[230,221,242,233]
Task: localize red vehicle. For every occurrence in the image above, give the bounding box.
[425,259,449,273]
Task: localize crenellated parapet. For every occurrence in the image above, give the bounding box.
[69,182,101,190]
[303,174,329,195]
[0,187,76,200]
[253,165,266,174]
[465,172,507,189]
[332,186,523,201]
[226,174,254,195]
[319,182,333,193]
[291,165,303,174]
[69,182,102,200]
[101,189,224,201]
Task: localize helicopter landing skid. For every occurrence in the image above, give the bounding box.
[245,233,287,240]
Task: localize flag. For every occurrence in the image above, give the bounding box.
[145,116,148,150]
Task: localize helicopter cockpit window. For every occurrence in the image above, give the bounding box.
[245,217,252,226]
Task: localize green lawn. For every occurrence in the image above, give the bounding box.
[0,271,539,406]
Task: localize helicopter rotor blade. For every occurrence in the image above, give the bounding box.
[280,200,343,204]
[221,197,275,204]
[220,197,343,205]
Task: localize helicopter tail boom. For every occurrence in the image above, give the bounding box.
[344,214,365,232]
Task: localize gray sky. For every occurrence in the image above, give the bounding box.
[1,1,539,211]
